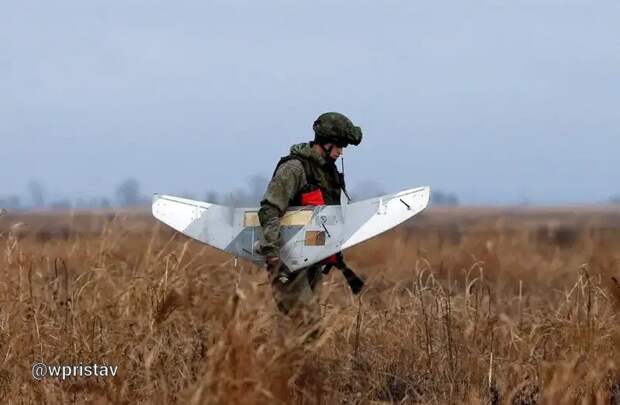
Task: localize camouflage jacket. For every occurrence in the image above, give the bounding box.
[258,142,343,258]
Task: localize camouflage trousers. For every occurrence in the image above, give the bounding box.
[270,265,324,337]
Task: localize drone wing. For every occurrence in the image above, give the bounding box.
[152,186,430,271]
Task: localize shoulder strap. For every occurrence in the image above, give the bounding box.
[272,155,318,186]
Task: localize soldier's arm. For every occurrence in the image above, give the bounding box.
[257,160,306,258]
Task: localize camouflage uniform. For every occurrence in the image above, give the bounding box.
[258,113,362,321]
[258,142,342,319]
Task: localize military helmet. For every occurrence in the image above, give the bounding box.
[312,112,362,147]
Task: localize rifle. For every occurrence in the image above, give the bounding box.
[322,253,364,295]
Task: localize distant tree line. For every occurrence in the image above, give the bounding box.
[0,177,464,210]
[0,177,272,211]
[431,190,459,207]
[0,179,141,210]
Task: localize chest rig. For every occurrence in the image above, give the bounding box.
[272,154,346,207]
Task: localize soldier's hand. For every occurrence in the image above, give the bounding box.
[265,256,282,274]
[265,256,295,285]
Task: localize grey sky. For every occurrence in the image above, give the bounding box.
[1,0,619,205]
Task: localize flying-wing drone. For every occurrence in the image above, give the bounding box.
[152,186,430,273]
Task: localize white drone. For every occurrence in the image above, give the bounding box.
[152,186,430,274]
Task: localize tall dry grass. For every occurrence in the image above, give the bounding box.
[0,207,620,404]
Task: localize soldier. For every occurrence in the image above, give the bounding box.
[257,112,362,327]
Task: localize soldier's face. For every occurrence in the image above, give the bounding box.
[326,144,344,160]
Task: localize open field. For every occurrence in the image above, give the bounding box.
[1,206,620,404]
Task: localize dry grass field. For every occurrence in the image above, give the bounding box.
[1,206,620,404]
